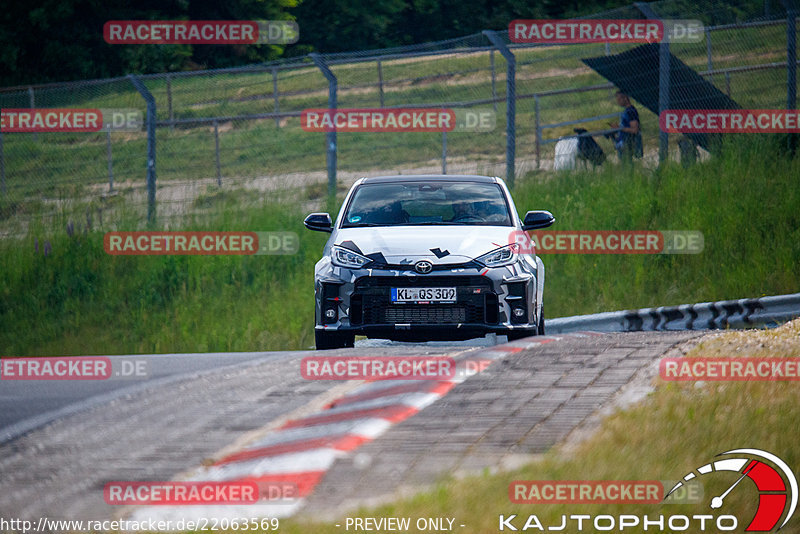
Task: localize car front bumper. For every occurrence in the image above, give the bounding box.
[314,258,541,340]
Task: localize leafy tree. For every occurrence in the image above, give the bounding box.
[0,0,297,85]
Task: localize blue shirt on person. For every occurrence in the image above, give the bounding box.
[616,105,643,158]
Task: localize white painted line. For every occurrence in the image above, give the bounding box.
[198,448,341,480]
[241,418,391,450]
[313,391,442,415]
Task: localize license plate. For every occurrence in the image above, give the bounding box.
[391,287,457,303]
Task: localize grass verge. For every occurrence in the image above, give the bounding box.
[0,136,798,355]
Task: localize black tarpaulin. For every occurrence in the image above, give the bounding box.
[582,43,741,152]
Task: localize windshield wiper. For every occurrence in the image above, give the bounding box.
[342,222,385,227]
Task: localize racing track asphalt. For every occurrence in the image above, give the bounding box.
[0,331,703,522]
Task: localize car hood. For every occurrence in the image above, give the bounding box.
[333,225,515,264]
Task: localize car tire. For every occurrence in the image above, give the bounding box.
[507,329,535,341]
[315,330,355,350]
[537,306,545,335]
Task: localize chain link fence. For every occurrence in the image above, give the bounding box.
[0,0,796,231]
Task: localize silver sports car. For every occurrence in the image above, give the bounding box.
[304,174,555,349]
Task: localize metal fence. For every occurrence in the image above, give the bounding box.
[0,0,797,228]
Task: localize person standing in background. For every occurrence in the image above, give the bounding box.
[609,91,643,163]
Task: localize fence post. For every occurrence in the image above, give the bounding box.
[272,67,280,127]
[377,59,385,108]
[490,50,497,112]
[483,30,515,188]
[106,127,114,193]
[310,53,337,198]
[166,74,174,132]
[129,75,157,223]
[534,95,541,169]
[657,38,671,164]
[442,130,447,174]
[705,28,714,85]
[214,120,222,187]
[0,131,5,197]
[636,3,669,165]
[787,10,797,109]
[605,43,615,98]
[28,86,37,142]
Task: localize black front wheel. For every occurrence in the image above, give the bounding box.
[537,306,545,335]
[507,329,535,341]
[315,330,355,350]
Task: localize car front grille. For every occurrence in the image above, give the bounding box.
[354,275,491,287]
[351,276,495,325]
[369,304,475,324]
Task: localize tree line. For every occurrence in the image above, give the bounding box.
[0,0,768,86]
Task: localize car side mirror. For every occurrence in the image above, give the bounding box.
[522,210,555,230]
[304,212,333,233]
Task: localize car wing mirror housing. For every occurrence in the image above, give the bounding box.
[304,212,333,233]
[522,210,555,231]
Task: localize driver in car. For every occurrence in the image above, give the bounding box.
[450,201,482,222]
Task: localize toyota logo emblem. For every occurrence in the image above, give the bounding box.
[414,261,433,274]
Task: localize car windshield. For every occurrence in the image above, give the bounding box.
[341,181,513,227]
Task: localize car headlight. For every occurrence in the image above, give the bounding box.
[475,244,519,267]
[331,245,373,269]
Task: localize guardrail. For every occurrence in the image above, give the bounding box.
[546,292,800,334]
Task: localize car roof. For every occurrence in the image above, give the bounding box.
[360,174,499,184]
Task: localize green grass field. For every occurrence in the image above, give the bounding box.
[1,135,797,356]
